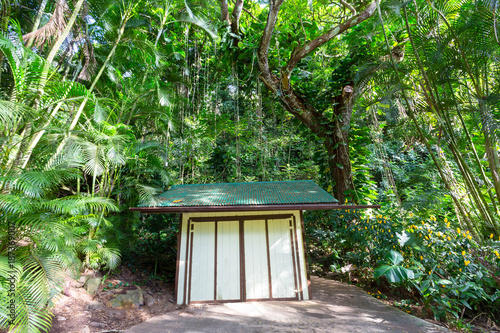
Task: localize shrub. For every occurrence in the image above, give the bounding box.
[305,209,500,325]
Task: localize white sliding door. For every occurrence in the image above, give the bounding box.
[183,213,303,304]
[243,220,270,300]
[268,219,297,298]
[216,221,240,300]
[189,222,215,302]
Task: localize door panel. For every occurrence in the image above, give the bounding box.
[216,221,240,300]
[187,214,300,304]
[268,219,297,298]
[243,220,270,300]
[189,222,215,302]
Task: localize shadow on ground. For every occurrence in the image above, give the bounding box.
[125,276,449,333]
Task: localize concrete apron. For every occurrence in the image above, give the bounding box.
[125,276,449,333]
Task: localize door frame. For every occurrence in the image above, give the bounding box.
[184,214,301,304]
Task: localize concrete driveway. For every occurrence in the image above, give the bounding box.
[125,276,449,333]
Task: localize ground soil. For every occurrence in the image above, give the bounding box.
[124,276,451,333]
[49,266,178,333]
[45,264,498,333]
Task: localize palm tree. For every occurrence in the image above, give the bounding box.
[372,0,500,238]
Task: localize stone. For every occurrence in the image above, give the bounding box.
[144,295,156,307]
[107,287,144,309]
[89,322,106,328]
[72,274,91,288]
[57,316,66,321]
[86,300,104,311]
[85,278,102,295]
[80,326,90,333]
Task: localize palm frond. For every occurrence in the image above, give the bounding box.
[135,184,162,206]
[97,246,121,270]
[44,195,119,215]
[0,100,35,130]
[0,169,80,198]
[0,195,40,214]
[175,13,218,41]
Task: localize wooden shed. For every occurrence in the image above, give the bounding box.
[130,180,376,305]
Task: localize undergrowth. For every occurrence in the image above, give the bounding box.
[305,208,500,329]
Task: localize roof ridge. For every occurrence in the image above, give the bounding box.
[171,180,314,189]
[143,180,337,208]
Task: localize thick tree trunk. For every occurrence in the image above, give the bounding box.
[257,0,377,202]
[325,136,352,202]
[329,85,354,202]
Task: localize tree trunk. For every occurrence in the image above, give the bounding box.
[257,0,377,202]
[329,85,354,202]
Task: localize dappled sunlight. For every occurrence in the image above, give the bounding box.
[153,181,337,207]
[125,276,448,333]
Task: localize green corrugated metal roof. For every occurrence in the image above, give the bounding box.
[147,180,338,207]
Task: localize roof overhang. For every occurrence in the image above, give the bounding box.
[129,204,381,213]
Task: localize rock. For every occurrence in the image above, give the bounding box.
[85,300,104,311]
[107,287,144,309]
[144,295,156,307]
[169,298,175,303]
[57,316,66,321]
[81,326,90,333]
[71,281,83,288]
[85,278,102,295]
[72,274,91,288]
[89,322,106,328]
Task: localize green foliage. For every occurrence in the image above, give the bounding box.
[122,214,179,281]
[2,0,500,331]
[374,251,415,283]
[306,209,500,325]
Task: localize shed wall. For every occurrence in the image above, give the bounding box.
[176,210,310,305]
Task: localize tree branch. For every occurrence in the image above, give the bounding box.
[220,0,230,24]
[338,0,356,15]
[257,0,329,133]
[258,0,284,94]
[231,0,244,35]
[258,0,377,133]
[242,7,261,22]
[282,1,376,86]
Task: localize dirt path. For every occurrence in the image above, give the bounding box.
[125,276,449,333]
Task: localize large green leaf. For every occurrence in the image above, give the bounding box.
[386,250,404,265]
[374,251,414,283]
[374,264,415,283]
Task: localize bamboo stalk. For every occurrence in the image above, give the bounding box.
[382,3,480,240]
[53,4,135,159]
